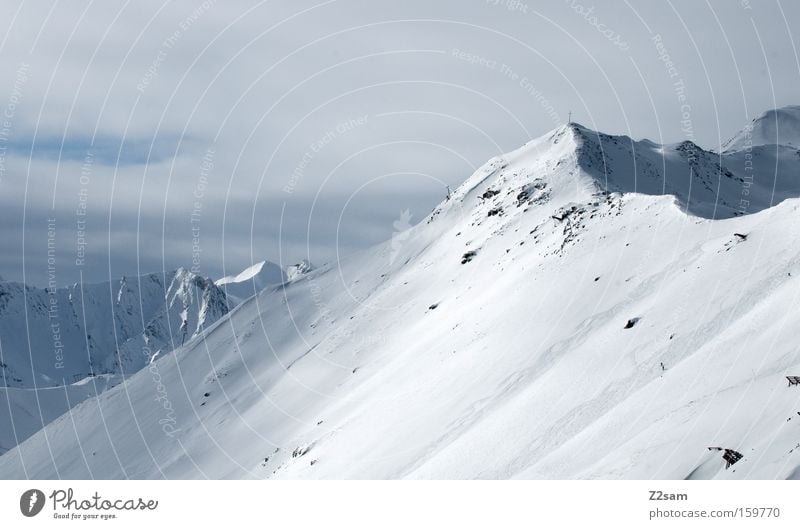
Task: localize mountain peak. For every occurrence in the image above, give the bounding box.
[434,109,800,224]
[215,260,286,306]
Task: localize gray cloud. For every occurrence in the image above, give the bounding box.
[1,0,799,285]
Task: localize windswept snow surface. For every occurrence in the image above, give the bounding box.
[3,117,800,479]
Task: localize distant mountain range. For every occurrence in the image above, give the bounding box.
[0,261,309,455]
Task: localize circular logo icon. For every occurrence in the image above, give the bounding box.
[20,489,45,517]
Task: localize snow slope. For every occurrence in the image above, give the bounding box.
[2,118,800,479]
[0,375,122,456]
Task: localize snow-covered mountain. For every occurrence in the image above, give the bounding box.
[0,268,228,387]
[0,269,229,455]
[216,260,286,306]
[3,111,800,479]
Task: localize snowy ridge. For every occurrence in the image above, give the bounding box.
[437,121,800,223]
[3,115,800,479]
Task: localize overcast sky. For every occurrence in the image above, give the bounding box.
[1,0,798,286]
